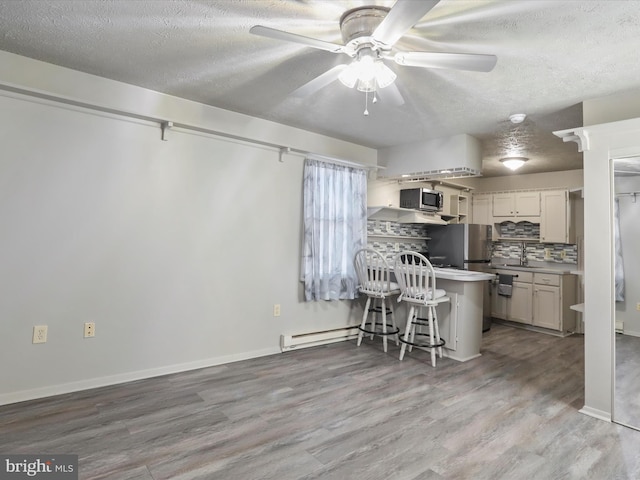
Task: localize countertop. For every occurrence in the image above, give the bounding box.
[487,263,577,275]
[390,265,495,282]
[433,268,495,282]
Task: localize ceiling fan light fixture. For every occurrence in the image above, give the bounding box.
[356,78,376,93]
[500,156,528,171]
[339,58,396,92]
[373,61,396,88]
[338,62,359,88]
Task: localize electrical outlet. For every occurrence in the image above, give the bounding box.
[394,243,400,252]
[386,221,392,232]
[544,248,552,259]
[84,322,95,338]
[636,303,640,312]
[560,250,566,259]
[273,304,281,317]
[32,325,48,344]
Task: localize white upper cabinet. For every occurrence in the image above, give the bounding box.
[471,194,493,225]
[493,192,540,217]
[540,190,570,243]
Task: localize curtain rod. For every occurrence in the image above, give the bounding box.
[0,84,381,172]
[616,191,640,203]
[302,151,384,170]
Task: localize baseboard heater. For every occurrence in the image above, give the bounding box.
[280,326,359,352]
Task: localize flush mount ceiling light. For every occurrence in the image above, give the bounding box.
[509,113,527,124]
[500,157,528,171]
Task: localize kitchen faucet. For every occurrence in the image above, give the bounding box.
[520,242,528,266]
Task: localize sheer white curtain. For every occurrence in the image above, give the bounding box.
[302,158,367,301]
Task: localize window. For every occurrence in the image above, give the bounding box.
[301,158,367,301]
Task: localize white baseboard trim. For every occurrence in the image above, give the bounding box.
[620,329,640,338]
[579,405,611,422]
[444,351,482,363]
[0,346,280,407]
[280,326,359,352]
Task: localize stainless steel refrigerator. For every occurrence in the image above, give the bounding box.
[427,224,492,269]
[428,224,493,331]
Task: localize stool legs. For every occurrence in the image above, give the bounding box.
[427,305,436,367]
[388,300,400,346]
[399,305,415,361]
[381,298,388,352]
[357,297,371,347]
[399,304,443,367]
[432,306,443,359]
[357,296,400,353]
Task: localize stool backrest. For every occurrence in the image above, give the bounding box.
[353,248,392,297]
[393,251,437,305]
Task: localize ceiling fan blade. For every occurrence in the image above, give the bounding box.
[394,51,498,72]
[377,83,405,107]
[292,64,346,97]
[250,25,345,54]
[372,0,440,46]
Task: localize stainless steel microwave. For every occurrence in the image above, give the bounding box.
[399,188,444,212]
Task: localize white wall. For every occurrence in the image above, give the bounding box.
[583,88,640,127]
[578,89,640,422]
[566,117,640,422]
[0,53,376,404]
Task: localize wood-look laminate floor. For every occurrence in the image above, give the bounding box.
[615,333,640,430]
[2,324,640,480]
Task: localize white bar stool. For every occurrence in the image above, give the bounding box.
[393,251,449,367]
[353,248,400,352]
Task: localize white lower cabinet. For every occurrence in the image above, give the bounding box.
[490,269,576,334]
[533,284,560,330]
[509,282,533,324]
[491,271,533,325]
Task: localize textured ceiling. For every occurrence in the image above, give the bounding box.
[2,0,640,176]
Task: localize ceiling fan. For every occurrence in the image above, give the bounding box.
[250,0,497,114]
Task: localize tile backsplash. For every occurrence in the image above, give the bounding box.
[367,220,429,262]
[367,220,429,238]
[367,219,578,265]
[492,241,578,264]
[498,221,540,238]
[494,221,577,264]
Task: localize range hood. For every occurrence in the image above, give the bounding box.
[367,206,448,225]
[377,134,482,181]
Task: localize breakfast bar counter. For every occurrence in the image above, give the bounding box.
[431,268,494,362]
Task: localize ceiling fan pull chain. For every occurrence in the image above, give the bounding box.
[364,90,369,116]
[373,91,378,104]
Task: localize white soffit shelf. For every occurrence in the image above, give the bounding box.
[377,134,482,180]
[367,206,448,225]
